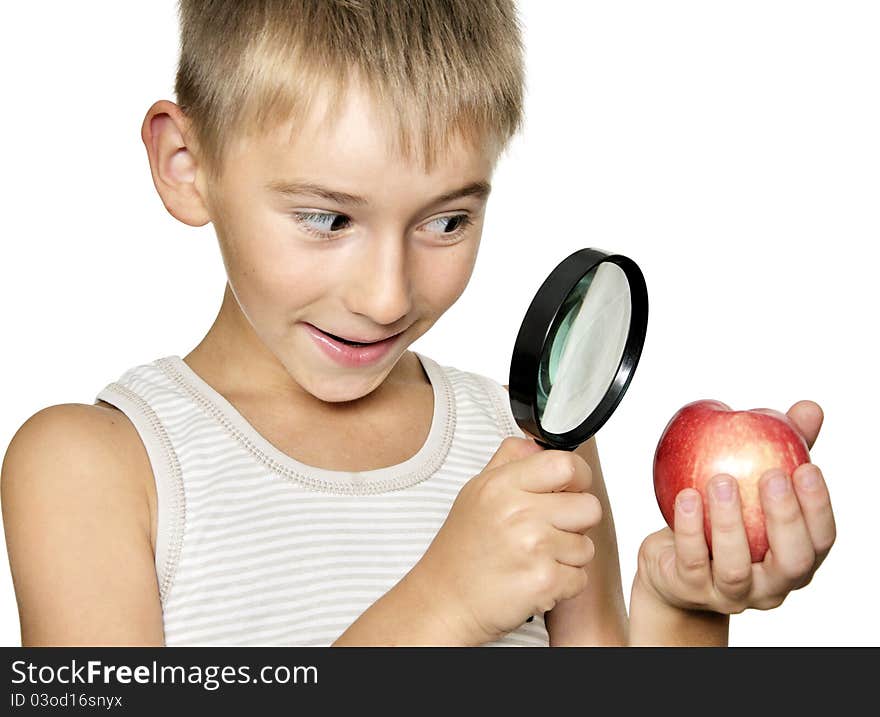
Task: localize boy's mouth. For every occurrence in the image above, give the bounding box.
[302,322,404,368]
[322,331,372,347]
[308,323,400,347]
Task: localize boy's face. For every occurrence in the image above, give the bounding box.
[192,82,495,403]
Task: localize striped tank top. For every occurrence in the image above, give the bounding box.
[94,351,550,647]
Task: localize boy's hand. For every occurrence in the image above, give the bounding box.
[635,400,836,615]
[412,436,602,645]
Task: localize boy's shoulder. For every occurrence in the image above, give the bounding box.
[2,402,156,546]
[3,402,151,486]
[5,401,130,458]
[1,404,162,645]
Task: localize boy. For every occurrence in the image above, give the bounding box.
[1,0,834,646]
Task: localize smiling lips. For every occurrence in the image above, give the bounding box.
[317,327,398,345]
[303,322,404,367]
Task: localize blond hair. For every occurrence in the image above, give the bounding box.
[174,0,526,180]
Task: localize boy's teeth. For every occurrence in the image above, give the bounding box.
[327,331,370,346]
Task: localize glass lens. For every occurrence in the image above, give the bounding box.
[536,262,631,434]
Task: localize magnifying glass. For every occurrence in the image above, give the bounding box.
[509,247,648,449]
[508,247,648,625]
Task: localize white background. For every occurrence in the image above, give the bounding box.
[1,1,877,646]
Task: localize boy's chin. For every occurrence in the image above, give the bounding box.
[303,369,392,404]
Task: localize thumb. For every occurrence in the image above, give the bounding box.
[484,435,545,473]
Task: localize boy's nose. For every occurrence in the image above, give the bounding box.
[344,235,414,327]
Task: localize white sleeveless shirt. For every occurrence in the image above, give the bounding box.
[95,351,550,647]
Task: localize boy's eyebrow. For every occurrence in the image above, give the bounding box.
[265,179,492,207]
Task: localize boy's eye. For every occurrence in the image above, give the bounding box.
[423,214,472,235]
[294,211,352,236]
[292,211,474,241]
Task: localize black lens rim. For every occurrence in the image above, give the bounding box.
[507,248,649,451]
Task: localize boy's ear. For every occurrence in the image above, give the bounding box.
[141,100,211,227]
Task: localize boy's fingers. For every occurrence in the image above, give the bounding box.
[785,400,823,451]
[552,530,596,568]
[790,463,836,567]
[759,468,817,590]
[672,488,711,587]
[484,436,544,472]
[511,449,593,494]
[541,491,602,534]
[707,475,753,602]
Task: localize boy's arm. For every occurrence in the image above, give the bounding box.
[499,385,726,646]
[501,385,629,646]
[1,405,165,646]
[543,432,629,645]
[541,431,729,646]
[331,563,479,646]
[628,572,729,646]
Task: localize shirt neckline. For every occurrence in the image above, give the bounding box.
[153,351,456,495]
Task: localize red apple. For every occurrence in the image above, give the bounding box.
[653,399,810,563]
